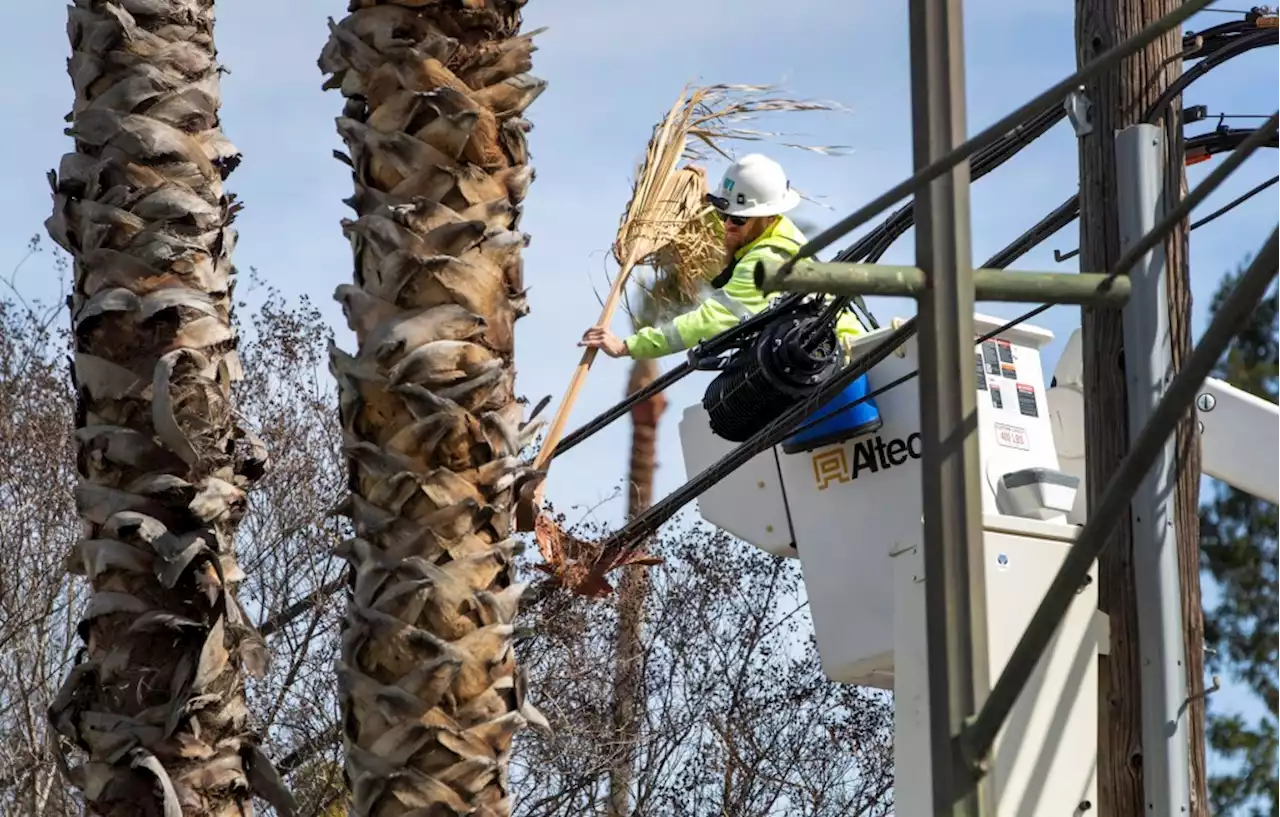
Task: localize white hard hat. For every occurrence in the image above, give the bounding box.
[707,154,802,217]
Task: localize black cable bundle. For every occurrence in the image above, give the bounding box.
[702,305,841,442]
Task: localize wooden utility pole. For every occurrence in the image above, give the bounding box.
[1074,1,1207,815]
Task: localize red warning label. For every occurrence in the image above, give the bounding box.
[1015,383,1038,417]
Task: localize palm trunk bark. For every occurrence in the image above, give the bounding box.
[43,2,292,816]
[607,358,666,817]
[318,4,546,815]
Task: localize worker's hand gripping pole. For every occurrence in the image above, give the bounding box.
[515,251,641,532]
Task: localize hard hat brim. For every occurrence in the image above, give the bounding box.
[718,187,801,217]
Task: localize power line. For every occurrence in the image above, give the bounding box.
[553,10,1275,465]
[551,0,1276,571]
[596,111,1276,560]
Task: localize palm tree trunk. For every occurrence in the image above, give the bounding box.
[318,5,546,815]
[43,2,292,816]
[607,358,666,816]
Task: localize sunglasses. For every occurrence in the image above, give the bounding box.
[706,193,749,227]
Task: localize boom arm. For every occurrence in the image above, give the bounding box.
[1190,377,1278,503]
[1047,328,1279,511]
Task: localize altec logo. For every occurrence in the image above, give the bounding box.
[812,432,924,489]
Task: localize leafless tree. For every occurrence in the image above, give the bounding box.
[1,262,892,817]
[513,511,895,817]
[0,238,83,817]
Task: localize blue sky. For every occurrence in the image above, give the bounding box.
[0,0,1274,778]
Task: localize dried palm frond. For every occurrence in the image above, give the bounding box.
[624,84,848,330]
[526,89,715,477]
[679,82,850,161]
[624,169,724,330]
[518,83,847,593]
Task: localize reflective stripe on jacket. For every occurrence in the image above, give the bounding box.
[624,215,865,359]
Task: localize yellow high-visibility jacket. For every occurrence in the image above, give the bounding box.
[623,215,865,359]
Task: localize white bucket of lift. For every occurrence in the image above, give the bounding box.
[679,314,1069,688]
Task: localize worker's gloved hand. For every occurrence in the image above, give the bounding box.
[579,326,630,358]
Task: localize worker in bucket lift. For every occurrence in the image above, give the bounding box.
[579,153,866,361]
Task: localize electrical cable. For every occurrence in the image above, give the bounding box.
[989,195,1081,270]
[537,8,1269,512]
[1146,27,1277,124]
[851,11,1277,273]
[592,114,1280,557]
[1189,174,1279,229]
[1049,172,1279,263]
[1186,124,1279,162]
[788,0,1216,266]
[831,106,1067,267]
[846,18,1276,272]
[549,360,694,460]
[997,124,1278,268]
[1185,20,1258,59]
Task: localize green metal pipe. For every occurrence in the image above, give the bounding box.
[755,257,1131,306]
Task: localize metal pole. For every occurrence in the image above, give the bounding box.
[1110,113,1278,280]
[908,0,988,813]
[755,260,1133,306]
[1115,122,1192,815]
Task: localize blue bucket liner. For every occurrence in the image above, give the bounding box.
[782,372,883,454]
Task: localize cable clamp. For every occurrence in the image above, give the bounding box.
[1064,87,1094,137]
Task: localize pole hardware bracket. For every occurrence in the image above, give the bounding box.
[1178,674,1222,720]
[1065,87,1095,137]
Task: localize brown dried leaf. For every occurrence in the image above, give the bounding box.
[366,304,487,365]
[151,349,201,465]
[73,538,154,579]
[470,73,546,118]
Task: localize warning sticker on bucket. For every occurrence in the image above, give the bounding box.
[994,422,1030,450]
[1015,383,1039,417]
